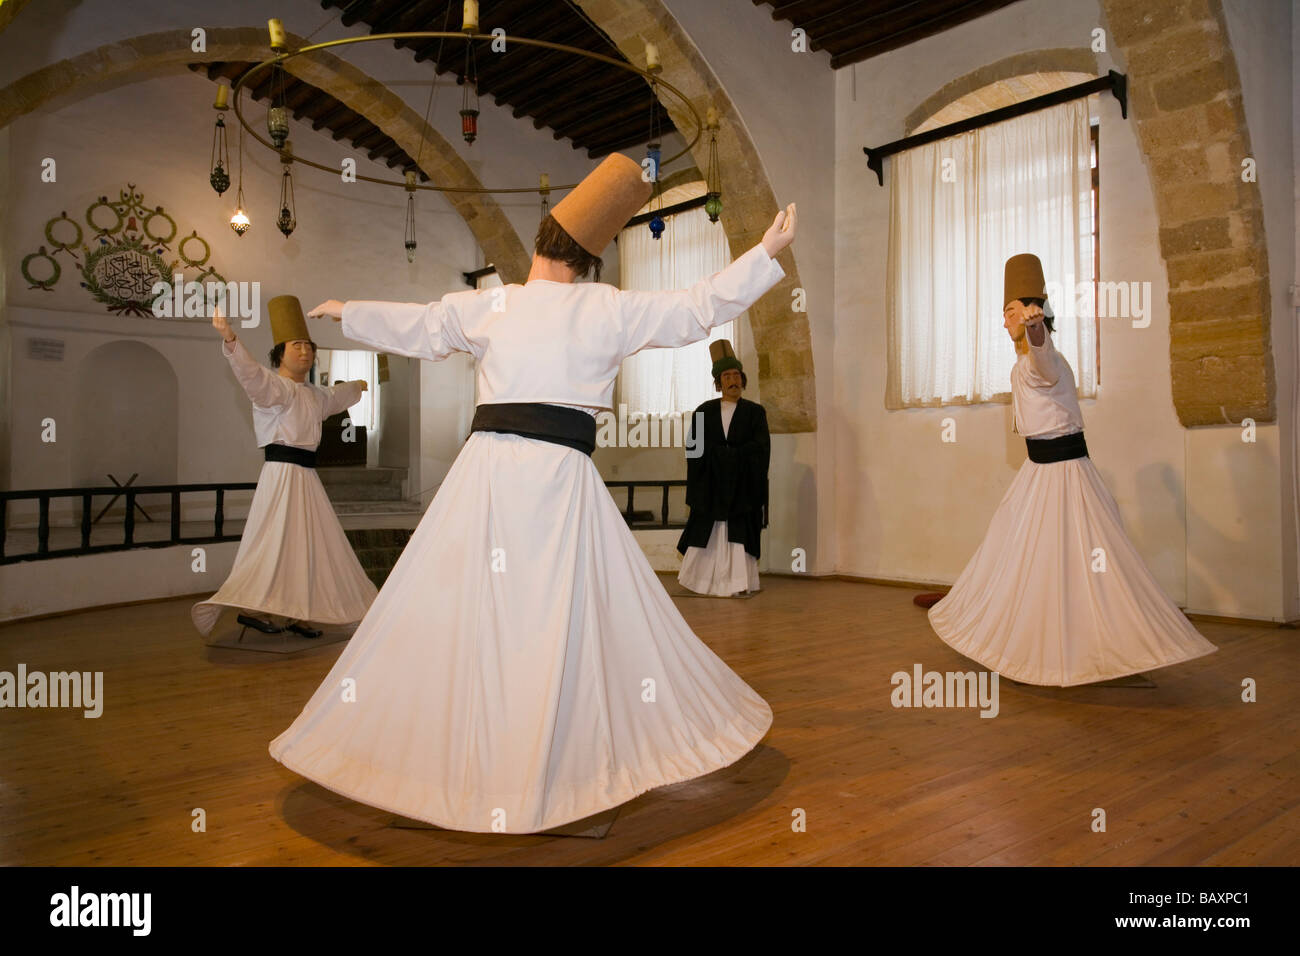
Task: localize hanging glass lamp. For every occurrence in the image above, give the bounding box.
[705,107,723,224]
[209,84,231,195]
[230,184,251,237]
[404,170,418,262]
[276,145,296,238]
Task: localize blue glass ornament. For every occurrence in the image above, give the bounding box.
[649,215,665,240]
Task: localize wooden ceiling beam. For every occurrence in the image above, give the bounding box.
[511,74,643,124]
[557,109,652,147]
[330,115,371,141]
[352,126,390,151]
[370,0,441,34]
[311,102,351,130]
[334,0,383,28]
[810,0,959,48]
[828,0,1021,66]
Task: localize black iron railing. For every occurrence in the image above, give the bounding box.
[0,483,257,564]
[605,480,687,529]
[1,477,687,564]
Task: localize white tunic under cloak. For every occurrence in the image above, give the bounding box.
[268,244,786,833]
[190,339,378,636]
[678,399,761,596]
[928,330,1217,686]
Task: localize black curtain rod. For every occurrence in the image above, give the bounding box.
[862,70,1127,186]
[463,265,497,286]
[462,194,712,285]
[624,194,708,227]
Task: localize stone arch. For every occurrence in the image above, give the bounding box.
[575,1,816,433]
[904,48,1100,134]
[1100,0,1274,426]
[0,27,531,282]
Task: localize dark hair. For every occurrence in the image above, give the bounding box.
[714,369,748,391]
[269,340,317,368]
[534,214,602,282]
[1019,297,1055,333]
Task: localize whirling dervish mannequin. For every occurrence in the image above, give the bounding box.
[192,296,377,640]
[928,253,1217,686]
[270,153,797,832]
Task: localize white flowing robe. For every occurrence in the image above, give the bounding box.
[268,244,786,833]
[191,340,378,636]
[928,331,1217,686]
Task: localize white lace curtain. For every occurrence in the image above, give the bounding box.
[316,349,377,429]
[618,204,738,416]
[886,98,1096,407]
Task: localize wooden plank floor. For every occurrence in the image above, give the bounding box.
[0,575,1294,866]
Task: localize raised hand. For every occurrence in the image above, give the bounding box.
[761,203,797,258]
[308,300,346,322]
[212,307,235,342]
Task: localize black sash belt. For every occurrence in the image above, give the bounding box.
[1025,431,1088,463]
[471,403,597,456]
[264,444,318,468]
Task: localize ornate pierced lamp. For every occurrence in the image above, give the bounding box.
[210,84,231,195]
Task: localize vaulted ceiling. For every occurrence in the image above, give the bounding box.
[318,0,675,157]
[190,2,677,183]
[756,0,1025,68]
[191,60,436,181]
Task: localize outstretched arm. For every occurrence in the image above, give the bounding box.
[617,204,796,356]
[213,308,294,408]
[322,378,367,419]
[308,296,473,362]
[1021,306,1060,387]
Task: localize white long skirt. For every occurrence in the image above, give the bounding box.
[191,461,378,636]
[678,520,761,596]
[268,431,773,834]
[928,455,1217,686]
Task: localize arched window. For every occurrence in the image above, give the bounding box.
[888,75,1100,408]
[617,180,742,417]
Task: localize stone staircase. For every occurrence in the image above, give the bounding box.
[345,527,415,589]
[316,465,422,515]
[318,466,421,587]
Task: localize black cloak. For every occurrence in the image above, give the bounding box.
[676,397,770,560]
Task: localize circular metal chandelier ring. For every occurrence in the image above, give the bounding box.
[230,31,703,194]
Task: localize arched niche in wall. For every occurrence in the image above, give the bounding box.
[73,341,179,500]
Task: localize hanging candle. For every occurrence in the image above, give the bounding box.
[649,214,665,240]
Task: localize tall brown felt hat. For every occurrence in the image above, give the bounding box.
[268,294,312,346]
[1004,253,1046,307]
[709,339,744,379]
[551,153,653,256]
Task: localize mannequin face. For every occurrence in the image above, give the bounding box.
[719,368,744,401]
[1003,299,1029,343]
[280,339,316,379]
